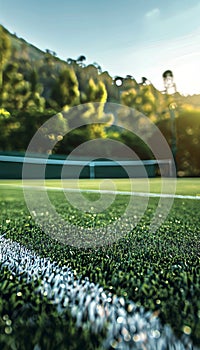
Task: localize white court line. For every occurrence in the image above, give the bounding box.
[0,183,200,200]
[0,236,197,350]
[59,187,200,200]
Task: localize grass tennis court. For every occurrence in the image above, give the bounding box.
[0,178,200,349]
[0,177,200,195]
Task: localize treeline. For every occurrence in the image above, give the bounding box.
[0,25,200,176]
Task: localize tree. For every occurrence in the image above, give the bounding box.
[121,84,156,120]
[157,107,200,176]
[76,55,86,67]
[55,79,111,155]
[0,62,30,111]
[24,70,45,112]
[83,78,107,103]
[0,25,11,87]
[66,58,77,65]
[50,69,80,109]
[99,71,115,102]
[81,79,110,139]
[92,62,102,74]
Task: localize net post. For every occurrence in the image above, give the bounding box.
[89,162,95,179]
[168,159,173,177]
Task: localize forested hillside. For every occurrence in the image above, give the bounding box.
[0,25,200,176]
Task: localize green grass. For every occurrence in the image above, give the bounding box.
[0,267,104,350]
[0,180,200,347]
[0,177,200,196]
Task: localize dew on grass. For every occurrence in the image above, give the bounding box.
[133,334,141,342]
[151,329,160,339]
[3,315,9,321]
[183,325,191,335]
[5,326,12,334]
[110,340,118,349]
[117,316,124,324]
[6,319,12,326]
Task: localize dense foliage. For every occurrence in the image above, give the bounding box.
[0,25,200,175]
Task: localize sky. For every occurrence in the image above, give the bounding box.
[1,0,200,95]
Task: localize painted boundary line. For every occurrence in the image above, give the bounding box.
[0,236,196,350]
[60,187,200,200]
[0,183,200,200]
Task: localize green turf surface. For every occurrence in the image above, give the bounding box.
[0,177,200,196]
[0,266,102,350]
[0,184,200,345]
